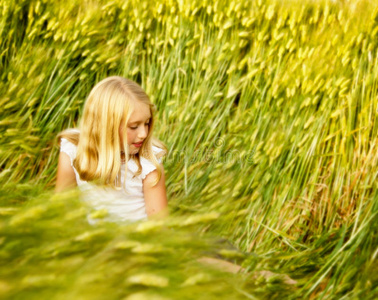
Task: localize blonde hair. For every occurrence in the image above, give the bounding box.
[58,76,167,188]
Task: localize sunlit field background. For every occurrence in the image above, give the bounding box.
[1,0,377,299]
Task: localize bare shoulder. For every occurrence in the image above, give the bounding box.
[143,165,168,218]
[55,151,77,192]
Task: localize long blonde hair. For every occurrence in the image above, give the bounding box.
[58,76,167,188]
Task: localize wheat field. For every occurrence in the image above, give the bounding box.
[0,0,377,299]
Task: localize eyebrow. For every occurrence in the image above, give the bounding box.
[128,117,151,125]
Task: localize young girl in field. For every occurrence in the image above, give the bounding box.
[55,76,168,222]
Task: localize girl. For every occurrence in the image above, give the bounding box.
[55,76,168,222]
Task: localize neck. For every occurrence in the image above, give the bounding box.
[120,151,136,162]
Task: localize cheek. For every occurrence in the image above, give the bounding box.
[126,128,135,145]
[119,125,130,146]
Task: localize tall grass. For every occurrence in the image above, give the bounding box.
[1,0,377,299]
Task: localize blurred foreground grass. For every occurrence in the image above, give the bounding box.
[1,0,378,299]
[0,190,255,300]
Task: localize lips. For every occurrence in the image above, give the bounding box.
[132,142,143,148]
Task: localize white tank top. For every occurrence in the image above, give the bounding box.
[60,138,163,223]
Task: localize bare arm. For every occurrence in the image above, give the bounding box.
[143,165,168,218]
[55,152,77,192]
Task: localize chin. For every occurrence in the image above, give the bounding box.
[130,149,140,155]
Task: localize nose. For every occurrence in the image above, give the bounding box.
[138,125,148,139]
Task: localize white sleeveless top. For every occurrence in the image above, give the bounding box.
[60,138,164,223]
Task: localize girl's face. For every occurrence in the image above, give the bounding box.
[119,102,151,155]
